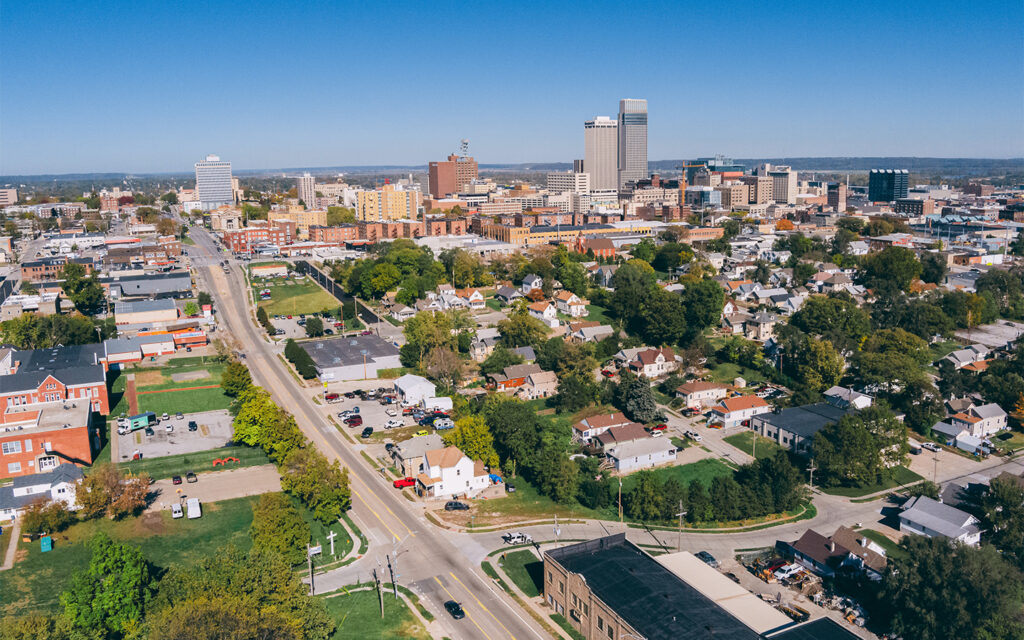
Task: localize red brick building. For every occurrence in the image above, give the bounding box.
[573,236,616,259]
[21,257,94,282]
[309,225,359,244]
[222,220,296,253]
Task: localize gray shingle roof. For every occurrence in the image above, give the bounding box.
[901,495,980,539]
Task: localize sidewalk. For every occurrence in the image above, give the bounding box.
[0,519,21,571]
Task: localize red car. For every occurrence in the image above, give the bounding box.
[651,424,667,431]
[601,370,615,378]
[393,477,416,489]
[334,322,343,328]
[324,393,340,402]
[361,330,373,336]
[344,415,363,426]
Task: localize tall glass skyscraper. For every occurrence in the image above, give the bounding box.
[584,116,618,191]
[194,154,234,209]
[617,99,648,190]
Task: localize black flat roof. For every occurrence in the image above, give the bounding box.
[754,403,849,438]
[546,535,759,640]
[765,618,860,640]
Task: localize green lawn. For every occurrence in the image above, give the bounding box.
[0,495,260,616]
[320,588,430,640]
[499,549,543,597]
[485,298,503,311]
[254,280,339,316]
[928,340,963,363]
[115,445,270,480]
[993,430,1024,454]
[294,494,353,566]
[584,304,612,325]
[724,431,783,460]
[820,466,924,497]
[858,529,906,562]
[110,363,232,417]
[619,458,733,494]
[136,387,233,415]
[708,362,765,385]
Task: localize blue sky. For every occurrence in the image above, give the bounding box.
[1,0,1022,174]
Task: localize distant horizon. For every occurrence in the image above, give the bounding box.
[3,155,1023,182]
[2,1,1022,175]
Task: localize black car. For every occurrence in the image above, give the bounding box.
[360,426,374,438]
[695,551,719,568]
[418,416,435,427]
[444,600,465,620]
[185,471,198,483]
[188,421,198,432]
[144,426,155,436]
[445,501,469,511]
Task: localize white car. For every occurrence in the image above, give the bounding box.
[385,407,399,417]
[922,442,941,452]
[384,419,404,429]
[685,430,702,442]
[171,503,183,519]
[186,498,202,519]
[165,423,173,433]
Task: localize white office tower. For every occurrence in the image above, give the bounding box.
[584,116,618,191]
[297,172,316,208]
[194,154,234,210]
[546,170,591,194]
[617,98,648,191]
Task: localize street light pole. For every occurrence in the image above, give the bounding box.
[807,459,817,491]
[676,502,687,553]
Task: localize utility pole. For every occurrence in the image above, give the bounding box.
[307,544,314,596]
[618,478,623,522]
[807,459,817,491]
[676,502,686,552]
[387,554,398,600]
[933,450,939,484]
[373,568,384,618]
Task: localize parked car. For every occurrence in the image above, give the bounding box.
[601,369,615,378]
[414,430,429,437]
[502,532,533,545]
[165,423,173,433]
[444,600,465,620]
[385,407,399,417]
[651,424,668,431]
[433,418,455,430]
[384,419,404,429]
[393,477,416,489]
[685,430,702,442]
[325,393,341,403]
[172,475,182,485]
[171,503,183,519]
[360,426,374,438]
[922,442,941,452]
[418,416,436,427]
[188,420,198,432]
[176,412,183,420]
[186,498,202,519]
[345,415,363,427]
[695,551,719,568]
[144,426,155,437]
[445,501,470,511]
[186,471,197,483]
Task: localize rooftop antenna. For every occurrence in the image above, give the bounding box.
[459,139,470,157]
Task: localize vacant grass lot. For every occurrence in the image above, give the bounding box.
[820,466,924,497]
[724,431,784,460]
[110,363,232,417]
[320,588,430,640]
[116,445,269,480]
[619,458,734,494]
[0,495,260,616]
[254,279,339,316]
[499,549,543,597]
[708,362,766,385]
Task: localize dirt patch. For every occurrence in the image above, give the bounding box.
[170,369,210,383]
[433,506,533,528]
[125,376,139,415]
[139,511,166,535]
[135,369,167,387]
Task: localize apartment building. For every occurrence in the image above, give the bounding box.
[428,154,478,198]
[221,220,296,253]
[739,175,772,204]
[309,225,359,244]
[356,184,421,221]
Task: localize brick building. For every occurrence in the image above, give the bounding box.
[309,225,359,244]
[222,220,296,253]
[21,257,94,282]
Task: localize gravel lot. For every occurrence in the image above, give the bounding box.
[117,410,235,461]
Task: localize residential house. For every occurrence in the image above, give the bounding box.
[0,463,83,521]
[788,526,887,581]
[455,288,485,310]
[389,433,444,478]
[516,370,559,400]
[899,495,982,546]
[750,402,849,454]
[521,274,543,294]
[527,301,558,327]
[933,402,1008,443]
[469,328,501,362]
[710,396,772,428]
[944,344,990,370]
[592,264,619,288]
[744,312,778,341]
[494,286,523,304]
[554,290,588,318]
[416,446,490,500]
[823,386,873,410]
[490,363,544,392]
[593,422,649,451]
[721,312,751,335]
[512,346,537,363]
[750,287,788,305]
[390,304,416,322]
[675,381,728,410]
[569,323,614,343]
[627,347,679,379]
[605,438,677,473]
[571,412,633,443]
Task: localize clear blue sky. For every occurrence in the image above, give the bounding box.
[2,0,1022,175]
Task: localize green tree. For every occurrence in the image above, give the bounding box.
[480,346,524,376]
[197,291,213,308]
[19,498,75,536]
[221,361,253,398]
[679,277,725,334]
[0,613,83,640]
[250,493,310,565]
[442,415,499,467]
[860,246,922,293]
[879,536,1024,640]
[555,373,598,413]
[979,475,1024,570]
[790,295,871,352]
[637,288,687,346]
[483,396,540,471]
[60,263,105,316]
[919,251,948,285]
[686,479,712,522]
[403,311,456,366]
[183,301,199,316]
[159,191,179,204]
[532,446,579,504]
[616,374,661,423]
[624,471,663,521]
[326,206,356,226]
[793,337,844,393]
[305,316,324,337]
[148,595,302,640]
[610,263,657,322]
[61,533,155,638]
[497,301,548,348]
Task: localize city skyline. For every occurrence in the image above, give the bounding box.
[2,0,1023,175]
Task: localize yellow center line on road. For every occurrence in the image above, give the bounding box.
[350,488,401,542]
[351,475,417,538]
[434,575,493,640]
[449,571,518,640]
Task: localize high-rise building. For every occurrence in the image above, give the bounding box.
[739,175,773,204]
[194,154,234,209]
[868,169,909,202]
[428,154,478,198]
[546,171,590,194]
[768,166,798,204]
[297,173,316,209]
[827,183,848,212]
[584,117,618,191]
[617,99,648,190]
[356,184,422,222]
[0,189,17,206]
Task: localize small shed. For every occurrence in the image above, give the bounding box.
[734,376,747,388]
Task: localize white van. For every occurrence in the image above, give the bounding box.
[186,498,202,519]
[171,503,183,519]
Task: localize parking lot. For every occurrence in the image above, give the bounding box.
[267,313,347,340]
[116,410,235,461]
[323,389,451,443]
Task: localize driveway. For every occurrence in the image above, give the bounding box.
[147,464,281,512]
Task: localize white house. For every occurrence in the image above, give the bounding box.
[527,301,558,328]
[823,386,873,410]
[627,347,680,379]
[516,370,559,400]
[554,291,587,317]
[390,304,416,322]
[675,381,729,410]
[899,495,982,546]
[945,403,1007,438]
[416,446,490,500]
[394,374,436,405]
[605,438,677,473]
[456,288,485,310]
[521,274,543,294]
[571,412,633,442]
[710,396,772,428]
[0,463,83,521]
[944,344,990,370]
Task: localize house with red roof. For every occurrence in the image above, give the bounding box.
[709,395,771,428]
